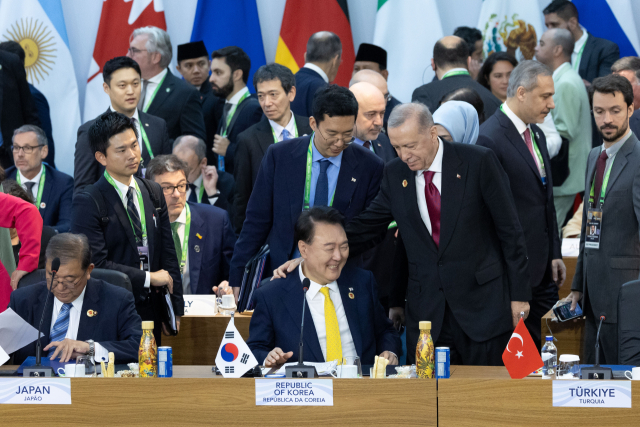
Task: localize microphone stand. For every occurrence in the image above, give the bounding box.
[581,315,613,380]
[286,281,318,378]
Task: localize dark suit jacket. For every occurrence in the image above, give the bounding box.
[74,109,171,195]
[70,175,184,319]
[145,70,206,141]
[185,202,236,294]
[229,136,385,288]
[630,109,640,137]
[212,93,263,175]
[345,140,531,351]
[200,82,224,149]
[29,84,55,168]
[412,74,501,119]
[6,164,73,232]
[478,110,562,289]
[233,114,312,232]
[370,133,397,163]
[578,33,620,83]
[247,265,401,365]
[8,278,142,365]
[291,67,327,117]
[0,51,40,168]
[383,95,402,132]
[187,171,236,224]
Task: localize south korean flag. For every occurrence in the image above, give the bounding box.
[215,316,258,378]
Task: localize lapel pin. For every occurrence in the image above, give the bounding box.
[40,202,46,209]
[456,174,461,179]
[196,233,203,239]
[377,143,381,147]
[145,123,149,127]
[166,88,171,92]
[351,177,356,182]
[87,309,97,317]
[402,179,408,187]
[194,245,200,253]
[348,292,355,299]
[536,132,540,139]
[349,287,353,291]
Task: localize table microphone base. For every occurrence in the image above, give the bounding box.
[285,364,318,378]
[581,365,613,380]
[23,365,54,377]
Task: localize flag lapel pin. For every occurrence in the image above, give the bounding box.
[196,233,203,239]
[402,179,408,187]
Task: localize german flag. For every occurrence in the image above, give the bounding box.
[275,0,355,87]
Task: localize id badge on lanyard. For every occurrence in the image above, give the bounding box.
[138,246,151,272]
[584,208,602,249]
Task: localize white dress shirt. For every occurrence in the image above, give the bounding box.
[51,287,109,362]
[110,175,151,288]
[18,164,43,200]
[269,111,297,142]
[226,86,249,108]
[303,63,329,83]
[142,68,168,110]
[109,105,144,156]
[186,174,218,205]
[536,110,562,159]
[299,264,356,362]
[572,26,589,68]
[501,102,543,174]
[171,206,191,294]
[416,138,444,235]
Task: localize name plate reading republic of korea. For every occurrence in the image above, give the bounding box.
[255,379,333,406]
[183,295,217,316]
[0,378,71,404]
[553,381,631,408]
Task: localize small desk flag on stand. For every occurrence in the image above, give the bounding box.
[215,315,258,378]
[502,318,543,379]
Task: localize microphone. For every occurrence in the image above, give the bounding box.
[24,258,60,377]
[285,277,317,378]
[594,312,606,367]
[297,278,310,365]
[581,311,612,380]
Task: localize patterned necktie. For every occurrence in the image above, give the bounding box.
[221,102,232,133]
[171,222,182,263]
[319,286,342,364]
[593,151,609,206]
[49,303,73,353]
[23,181,36,199]
[363,140,371,150]
[188,183,198,203]
[138,79,149,110]
[523,128,541,176]
[423,171,441,247]
[126,187,143,245]
[314,159,330,207]
[281,129,291,141]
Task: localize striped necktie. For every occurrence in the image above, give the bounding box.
[49,303,73,353]
[126,187,143,245]
[319,286,343,364]
[171,222,182,263]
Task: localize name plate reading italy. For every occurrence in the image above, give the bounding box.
[255,379,333,406]
[183,295,217,316]
[553,381,631,408]
[0,378,71,404]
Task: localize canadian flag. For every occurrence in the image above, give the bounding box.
[502,318,543,379]
[83,0,166,122]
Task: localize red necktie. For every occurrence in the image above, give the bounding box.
[592,151,609,206]
[423,171,441,246]
[523,128,540,175]
[363,140,371,150]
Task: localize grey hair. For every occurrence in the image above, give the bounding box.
[611,56,640,82]
[173,135,207,162]
[46,233,92,270]
[507,60,552,98]
[550,28,574,60]
[306,31,342,63]
[132,26,172,68]
[388,102,434,132]
[144,154,189,181]
[12,124,48,146]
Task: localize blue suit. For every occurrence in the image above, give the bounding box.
[291,67,327,117]
[6,163,73,232]
[247,265,401,365]
[229,135,384,288]
[8,278,142,365]
[185,202,236,294]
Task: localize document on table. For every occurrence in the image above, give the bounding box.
[0,308,42,365]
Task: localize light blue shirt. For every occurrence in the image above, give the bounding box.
[306,136,343,208]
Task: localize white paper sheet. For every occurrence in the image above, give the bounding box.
[0,346,8,366]
[0,308,43,356]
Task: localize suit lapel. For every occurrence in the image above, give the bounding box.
[76,280,100,341]
[97,177,138,253]
[578,34,594,78]
[287,138,310,229]
[438,141,467,256]
[404,164,437,253]
[585,149,598,203]
[294,114,310,137]
[227,96,250,135]
[40,165,53,213]
[187,203,204,294]
[337,278,362,358]
[604,134,638,198]
[138,111,160,161]
[38,286,54,346]
[498,112,541,181]
[332,146,359,214]
[256,117,273,155]
[146,70,173,115]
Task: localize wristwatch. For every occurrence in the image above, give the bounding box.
[86,340,95,357]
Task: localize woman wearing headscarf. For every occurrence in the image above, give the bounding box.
[432,100,480,145]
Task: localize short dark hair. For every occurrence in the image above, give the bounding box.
[46,233,92,271]
[211,46,251,84]
[103,56,141,85]
[441,87,486,124]
[433,38,469,69]
[611,57,640,82]
[253,63,295,94]
[88,111,139,156]
[453,26,483,57]
[477,52,518,89]
[312,85,358,123]
[543,0,579,21]
[589,74,634,108]
[145,154,189,181]
[295,206,346,245]
[2,179,34,204]
[0,40,25,64]
[306,32,342,63]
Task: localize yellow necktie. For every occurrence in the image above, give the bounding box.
[319,286,343,364]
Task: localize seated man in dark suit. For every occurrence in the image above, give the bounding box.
[74,56,172,194]
[291,32,342,117]
[9,233,141,364]
[6,125,73,232]
[146,155,236,296]
[412,36,501,119]
[248,207,400,366]
[234,63,312,232]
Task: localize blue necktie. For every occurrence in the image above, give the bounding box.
[314,159,330,207]
[49,303,73,353]
[282,129,291,141]
[188,183,198,203]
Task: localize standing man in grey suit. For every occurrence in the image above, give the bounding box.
[567,74,640,364]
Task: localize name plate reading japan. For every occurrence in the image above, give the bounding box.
[255,379,333,406]
[553,381,631,408]
[183,295,217,316]
[0,378,71,404]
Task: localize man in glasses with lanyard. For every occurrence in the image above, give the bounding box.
[229,85,384,295]
[567,74,640,365]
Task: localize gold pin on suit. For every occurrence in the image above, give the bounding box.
[87,310,97,317]
[402,180,408,187]
[456,174,461,179]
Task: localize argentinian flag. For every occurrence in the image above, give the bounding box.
[0,0,81,176]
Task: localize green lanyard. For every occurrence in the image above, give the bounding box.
[441,69,470,79]
[17,165,46,208]
[139,123,153,159]
[499,104,545,172]
[573,40,586,72]
[589,155,614,207]
[177,204,191,273]
[270,116,298,144]
[142,72,167,113]
[303,133,336,210]
[103,171,147,243]
[221,91,251,137]
[197,183,206,203]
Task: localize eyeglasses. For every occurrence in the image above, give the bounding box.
[47,269,87,290]
[161,183,188,195]
[11,145,45,154]
[128,47,148,55]
[316,127,355,146]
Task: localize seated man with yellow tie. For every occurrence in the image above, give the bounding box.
[247,206,400,367]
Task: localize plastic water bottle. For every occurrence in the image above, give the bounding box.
[541,336,557,379]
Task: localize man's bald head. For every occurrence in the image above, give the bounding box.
[350,70,389,98]
[433,35,469,71]
[349,82,386,142]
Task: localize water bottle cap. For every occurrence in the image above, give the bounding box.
[545,336,553,341]
[141,321,154,330]
[419,321,431,330]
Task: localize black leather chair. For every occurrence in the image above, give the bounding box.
[18,268,133,293]
[618,279,640,365]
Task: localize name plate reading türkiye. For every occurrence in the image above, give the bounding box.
[553,381,631,408]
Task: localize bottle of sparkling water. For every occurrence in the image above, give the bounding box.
[541,336,557,379]
[416,321,435,379]
[139,321,157,378]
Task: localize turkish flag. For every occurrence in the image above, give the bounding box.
[502,318,543,379]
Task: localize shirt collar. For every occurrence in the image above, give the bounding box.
[501,102,529,135]
[172,205,187,224]
[192,173,203,188]
[553,61,571,79]
[602,129,632,157]
[304,63,329,83]
[108,105,140,123]
[311,135,343,168]
[268,111,296,137]
[416,137,444,176]
[298,263,339,301]
[111,174,136,198]
[19,164,44,183]
[574,27,588,54]
[353,137,367,147]
[147,68,168,84]
[54,286,87,313]
[227,86,249,105]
